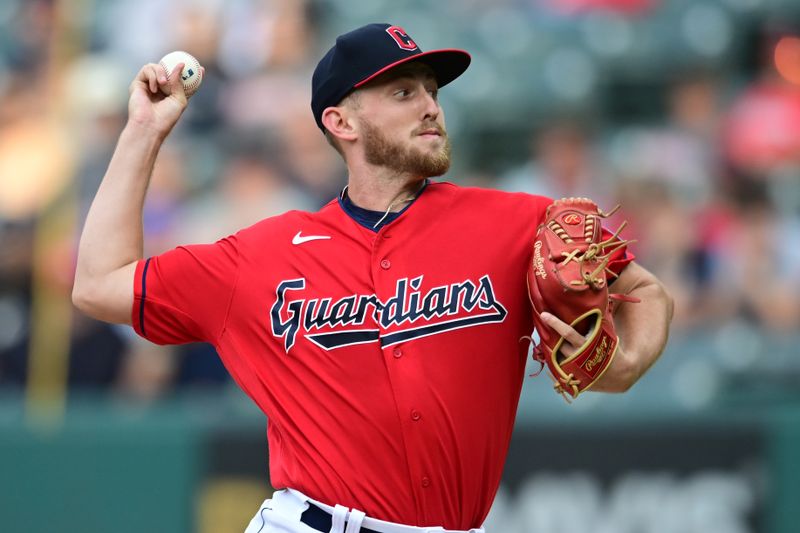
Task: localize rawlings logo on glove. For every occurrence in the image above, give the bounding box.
[527,197,636,400]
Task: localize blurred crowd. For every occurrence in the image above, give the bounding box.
[1,0,799,403]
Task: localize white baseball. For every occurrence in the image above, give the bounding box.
[159,51,203,97]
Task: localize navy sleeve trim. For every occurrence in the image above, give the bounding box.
[140,258,152,337]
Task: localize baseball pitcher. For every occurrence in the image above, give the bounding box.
[73,23,673,533]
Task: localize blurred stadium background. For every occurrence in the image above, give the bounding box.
[1,0,800,531]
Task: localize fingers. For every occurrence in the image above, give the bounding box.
[541,312,585,356]
[132,62,187,100]
[132,63,167,94]
[163,62,187,99]
[156,65,167,88]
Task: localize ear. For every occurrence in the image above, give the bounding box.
[321,106,358,143]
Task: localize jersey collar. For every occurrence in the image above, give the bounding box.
[337,179,429,232]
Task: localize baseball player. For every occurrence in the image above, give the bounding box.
[73,23,673,533]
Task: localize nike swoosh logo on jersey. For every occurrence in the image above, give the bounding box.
[292,231,331,245]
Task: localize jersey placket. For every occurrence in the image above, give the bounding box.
[369,224,430,518]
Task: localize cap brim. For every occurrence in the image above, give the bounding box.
[354,49,471,90]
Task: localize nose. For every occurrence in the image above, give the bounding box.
[421,90,439,121]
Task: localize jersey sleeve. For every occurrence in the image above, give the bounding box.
[131,236,239,345]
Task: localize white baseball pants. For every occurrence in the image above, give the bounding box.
[244,488,486,533]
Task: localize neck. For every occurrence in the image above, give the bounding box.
[345,164,427,212]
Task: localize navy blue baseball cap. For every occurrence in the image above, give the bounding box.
[311,23,471,131]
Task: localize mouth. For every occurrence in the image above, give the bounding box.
[417,128,444,138]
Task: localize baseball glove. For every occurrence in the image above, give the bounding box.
[527,197,636,400]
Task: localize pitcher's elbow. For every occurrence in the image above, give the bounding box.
[71,277,111,321]
[656,279,675,322]
[607,350,640,393]
[71,279,95,315]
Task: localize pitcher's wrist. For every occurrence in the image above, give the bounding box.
[121,120,169,146]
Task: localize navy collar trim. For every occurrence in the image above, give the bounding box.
[337,179,429,232]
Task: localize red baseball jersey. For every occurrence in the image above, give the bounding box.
[131,181,631,529]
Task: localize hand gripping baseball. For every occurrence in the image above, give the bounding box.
[526,197,637,400]
[127,60,203,137]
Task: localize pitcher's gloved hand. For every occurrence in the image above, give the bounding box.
[527,197,638,400]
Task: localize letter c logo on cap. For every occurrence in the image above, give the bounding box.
[386,26,418,51]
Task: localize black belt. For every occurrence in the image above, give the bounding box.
[300,502,381,533]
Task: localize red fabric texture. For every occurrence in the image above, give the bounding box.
[131,184,632,529]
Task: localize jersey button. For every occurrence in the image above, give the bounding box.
[421,476,431,488]
[380,259,391,269]
[411,409,421,421]
[393,347,403,358]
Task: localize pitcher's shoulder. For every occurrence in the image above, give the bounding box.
[432,180,552,212]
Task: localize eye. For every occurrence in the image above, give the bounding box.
[394,88,411,98]
[427,87,439,100]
